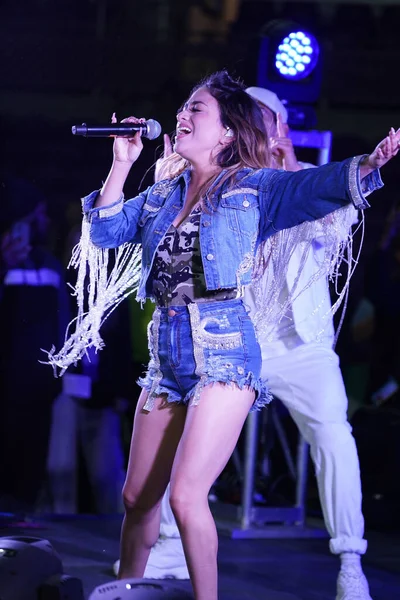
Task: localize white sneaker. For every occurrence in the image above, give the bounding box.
[145,536,189,579]
[336,567,373,600]
[112,536,189,580]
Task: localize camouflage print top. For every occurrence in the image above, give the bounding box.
[150,205,237,307]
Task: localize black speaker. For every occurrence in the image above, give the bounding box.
[89,579,193,600]
[39,574,85,600]
[0,536,83,600]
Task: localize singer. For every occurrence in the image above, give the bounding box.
[53,71,399,600]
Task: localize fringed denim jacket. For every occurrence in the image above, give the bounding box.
[82,156,382,302]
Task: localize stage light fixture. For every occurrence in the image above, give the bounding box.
[0,536,84,600]
[89,579,193,600]
[257,20,322,107]
[275,30,319,80]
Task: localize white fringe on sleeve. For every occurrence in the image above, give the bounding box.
[251,205,363,346]
[43,216,142,376]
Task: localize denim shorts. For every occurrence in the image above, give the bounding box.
[139,298,271,411]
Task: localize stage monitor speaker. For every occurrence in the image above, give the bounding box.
[0,536,62,600]
[39,574,85,600]
[89,579,193,600]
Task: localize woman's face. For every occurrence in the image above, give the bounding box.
[174,87,228,166]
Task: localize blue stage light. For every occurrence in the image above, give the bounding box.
[257,19,323,108]
[274,30,319,80]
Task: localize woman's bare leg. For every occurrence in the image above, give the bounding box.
[169,383,255,600]
[118,390,186,579]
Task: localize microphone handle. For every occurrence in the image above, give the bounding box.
[71,123,147,137]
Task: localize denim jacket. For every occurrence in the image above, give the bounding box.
[82,156,382,302]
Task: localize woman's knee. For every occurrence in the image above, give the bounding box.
[169,481,207,523]
[122,485,162,515]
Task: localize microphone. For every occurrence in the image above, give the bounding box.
[71,119,162,141]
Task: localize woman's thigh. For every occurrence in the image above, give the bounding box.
[124,389,187,507]
[171,382,255,496]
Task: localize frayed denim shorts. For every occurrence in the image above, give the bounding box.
[139,298,271,412]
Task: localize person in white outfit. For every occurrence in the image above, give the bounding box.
[114,87,376,600]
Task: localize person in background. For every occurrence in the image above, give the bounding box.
[246,86,373,600]
[45,225,132,514]
[0,174,69,515]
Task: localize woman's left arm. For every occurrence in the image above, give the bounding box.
[359,127,400,178]
[258,129,399,240]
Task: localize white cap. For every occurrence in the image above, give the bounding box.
[245,86,288,124]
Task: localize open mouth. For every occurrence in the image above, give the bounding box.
[176,125,192,139]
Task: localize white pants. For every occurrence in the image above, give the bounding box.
[161,342,367,555]
[46,394,126,514]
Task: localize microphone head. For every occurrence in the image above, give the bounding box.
[146,119,162,140]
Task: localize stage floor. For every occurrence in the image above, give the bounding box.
[0,516,399,599]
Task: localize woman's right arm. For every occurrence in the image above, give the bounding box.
[95,115,145,207]
[83,187,149,248]
[82,115,148,248]
[96,160,134,209]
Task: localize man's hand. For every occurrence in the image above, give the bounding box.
[270,113,302,172]
[154,134,173,182]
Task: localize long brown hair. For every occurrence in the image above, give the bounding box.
[156,71,271,204]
